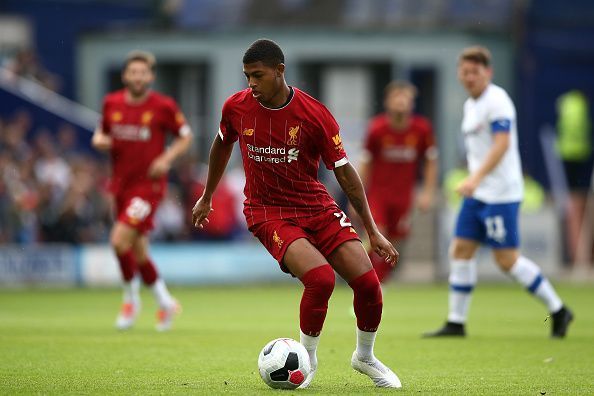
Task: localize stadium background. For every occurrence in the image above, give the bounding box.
[1,0,594,287]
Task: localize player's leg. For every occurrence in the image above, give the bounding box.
[110,221,141,330]
[493,248,573,338]
[133,235,179,332]
[282,238,336,388]
[328,240,401,388]
[424,197,483,337]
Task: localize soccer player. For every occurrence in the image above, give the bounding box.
[192,39,401,388]
[360,81,438,283]
[92,50,192,331]
[424,46,573,338]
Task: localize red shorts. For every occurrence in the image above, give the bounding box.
[368,195,412,240]
[249,206,361,274]
[115,188,163,234]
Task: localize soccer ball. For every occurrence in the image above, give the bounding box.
[258,338,311,389]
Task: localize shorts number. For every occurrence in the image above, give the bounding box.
[485,215,506,243]
[334,211,352,228]
[126,197,152,221]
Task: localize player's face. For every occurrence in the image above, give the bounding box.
[458,60,492,98]
[384,89,414,116]
[122,60,154,98]
[243,62,284,105]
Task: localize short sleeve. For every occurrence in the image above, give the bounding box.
[488,91,514,133]
[363,120,380,161]
[163,98,191,137]
[100,97,111,134]
[218,98,239,144]
[418,118,438,160]
[316,106,348,170]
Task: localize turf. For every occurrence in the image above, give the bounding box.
[0,282,592,395]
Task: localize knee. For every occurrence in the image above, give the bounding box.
[110,234,131,256]
[449,239,476,260]
[301,264,335,298]
[349,270,382,302]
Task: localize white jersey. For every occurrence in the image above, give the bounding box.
[461,83,524,203]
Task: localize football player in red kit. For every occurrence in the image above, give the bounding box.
[360,81,438,283]
[92,50,192,331]
[192,39,401,388]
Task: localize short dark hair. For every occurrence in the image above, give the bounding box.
[124,50,156,72]
[242,39,285,67]
[459,46,491,67]
[384,80,418,98]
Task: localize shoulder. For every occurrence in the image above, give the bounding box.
[368,114,388,132]
[150,91,179,109]
[224,89,252,107]
[486,84,513,104]
[222,89,252,114]
[485,84,515,114]
[103,90,124,105]
[293,88,334,118]
[411,114,432,131]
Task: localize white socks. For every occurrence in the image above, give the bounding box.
[300,328,379,367]
[300,330,320,369]
[151,279,175,308]
[447,258,477,324]
[356,328,377,361]
[509,256,563,313]
[123,277,140,305]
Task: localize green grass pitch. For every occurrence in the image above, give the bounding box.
[0,282,592,394]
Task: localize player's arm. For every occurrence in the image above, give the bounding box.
[148,132,193,178]
[91,127,112,152]
[457,131,509,197]
[334,162,398,265]
[192,134,234,229]
[418,148,439,211]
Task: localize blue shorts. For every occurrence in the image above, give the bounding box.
[454,197,521,248]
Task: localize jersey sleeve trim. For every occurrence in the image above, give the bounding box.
[179,124,192,137]
[334,157,349,168]
[218,128,224,141]
[425,146,439,160]
[491,119,511,133]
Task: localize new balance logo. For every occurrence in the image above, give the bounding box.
[287,148,299,163]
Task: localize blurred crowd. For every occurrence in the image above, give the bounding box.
[0,109,246,245]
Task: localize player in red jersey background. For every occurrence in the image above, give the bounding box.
[92,50,192,331]
[192,39,402,388]
[360,81,438,283]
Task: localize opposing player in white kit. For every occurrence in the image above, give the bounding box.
[424,46,573,338]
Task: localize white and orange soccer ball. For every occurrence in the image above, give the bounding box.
[257,338,311,389]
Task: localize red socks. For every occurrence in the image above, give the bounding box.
[138,259,159,286]
[116,250,137,282]
[299,264,335,336]
[116,249,159,285]
[349,269,383,332]
[370,251,393,283]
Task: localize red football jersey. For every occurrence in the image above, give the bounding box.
[219,87,348,227]
[100,90,189,196]
[364,114,435,203]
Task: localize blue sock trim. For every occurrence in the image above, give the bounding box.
[450,284,474,293]
[528,274,543,293]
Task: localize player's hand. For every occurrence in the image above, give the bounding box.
[369,231,399,267]
[417,191,434,212]
[148,155,171,179]
[455,175,480,197]
[192,195,213,229]
[91,132,112,152]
